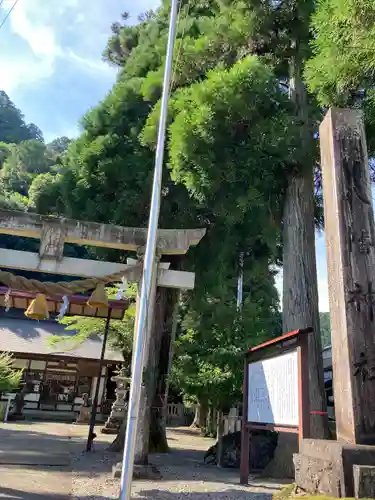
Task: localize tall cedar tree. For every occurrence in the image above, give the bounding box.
[30,0,327,458]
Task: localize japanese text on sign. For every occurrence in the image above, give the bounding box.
[247,351,298,426]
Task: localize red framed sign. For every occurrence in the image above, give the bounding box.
[240,328,312,484]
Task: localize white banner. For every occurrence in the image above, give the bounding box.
[247,350,299,426]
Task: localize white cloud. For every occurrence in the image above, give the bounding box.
[0,0,61,93]
[0,0,122,93]
[6,0,61,57]
[65,49,115,76]
[0,55,54,94]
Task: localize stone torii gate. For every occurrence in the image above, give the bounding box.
[0,210,204,287]
[0,209,205,468]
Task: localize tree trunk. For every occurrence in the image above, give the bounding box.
[199,400,208,431]
[135,384,149,464]
[161,290,180,429]
[191,404,200,428]
[109,279,180,459]
[206,405,217,437]
[149,407,169,452]
[283,173,327,438]
[282,46,328,439]
[216,409,224,467]
[263,51,328,478]
[108,414,126,452]
[134,285,167,465]
[150,287,179,453]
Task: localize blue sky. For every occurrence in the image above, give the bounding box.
[0,0,332,310]
[274,233,329,312]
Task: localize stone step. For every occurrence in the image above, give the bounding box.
[353,464,375,498]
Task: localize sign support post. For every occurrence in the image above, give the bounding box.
[240,356,250,484]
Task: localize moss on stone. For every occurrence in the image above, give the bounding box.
[273,484,371,500]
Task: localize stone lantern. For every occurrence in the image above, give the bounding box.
[101,366,130,434]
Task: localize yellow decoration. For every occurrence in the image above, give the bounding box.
[25,294,50,320]
[87,283,108,308]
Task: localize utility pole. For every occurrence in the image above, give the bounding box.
[118,0,179,498]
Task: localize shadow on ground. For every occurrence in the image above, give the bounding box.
[0,425,73,466]
[0,485,70,500]
[0,424,72,447]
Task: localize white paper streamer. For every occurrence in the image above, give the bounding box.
[57,295,69,320]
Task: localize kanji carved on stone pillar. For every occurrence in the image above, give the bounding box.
[320,108,375,445]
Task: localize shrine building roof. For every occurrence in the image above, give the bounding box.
[0,316,123,363]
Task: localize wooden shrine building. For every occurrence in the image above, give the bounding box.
[0,288,128,421]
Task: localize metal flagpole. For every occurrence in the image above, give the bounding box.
[119,0,179,498]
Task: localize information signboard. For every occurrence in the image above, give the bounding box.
[247,351,298,426]
[240,328,312,485]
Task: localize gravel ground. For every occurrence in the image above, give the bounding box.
[0,422,287,499]
[70,428,287,500]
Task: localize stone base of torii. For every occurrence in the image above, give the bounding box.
[0,210,205,476]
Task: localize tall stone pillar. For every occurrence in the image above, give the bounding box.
[320,108,375,445]
[294,108,375,498]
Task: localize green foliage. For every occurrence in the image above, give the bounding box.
[47,136,72,156]
[0,90,71,210]
[0,140,52,196]
[305,0,375,107]
[0,191,29,211]
[29,1,317,410]
[0,135,71,207]
[43,79,155,225]
[305,0,375,155]
[0,352,23,393]
[0,141,11,168]
[172,264,282,407]
[28,173,63,214]
[0,91,43,144]
[158,57,297,213]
